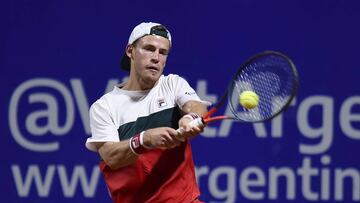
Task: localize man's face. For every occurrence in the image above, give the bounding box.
[127,35,170,85]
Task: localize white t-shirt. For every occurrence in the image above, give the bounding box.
[85,74,207,152]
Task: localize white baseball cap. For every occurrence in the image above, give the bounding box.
[121,22,172,71]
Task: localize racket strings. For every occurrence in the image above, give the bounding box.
[229,54,297,122]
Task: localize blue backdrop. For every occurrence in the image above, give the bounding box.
[1,0,360,202]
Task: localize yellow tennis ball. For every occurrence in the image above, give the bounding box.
[239,91,259,109]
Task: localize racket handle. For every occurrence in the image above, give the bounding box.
[176,117,204,141]
[189,117,205,128]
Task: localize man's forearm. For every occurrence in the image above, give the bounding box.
[97,141,138,170]
[182,100,208,117]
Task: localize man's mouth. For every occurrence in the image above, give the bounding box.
[147,66,159,72]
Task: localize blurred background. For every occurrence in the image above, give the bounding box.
[1,0,360,202]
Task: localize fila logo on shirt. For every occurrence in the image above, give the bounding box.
[157,98,167,108]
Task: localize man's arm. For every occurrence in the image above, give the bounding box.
[95,141,137,170]
[181,100,208,116]
[95,127,181,170]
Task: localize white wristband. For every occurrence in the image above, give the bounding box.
[140,131,145,146]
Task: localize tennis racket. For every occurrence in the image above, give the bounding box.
[182,50,298,130]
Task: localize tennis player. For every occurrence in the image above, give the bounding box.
[85,22,208,203]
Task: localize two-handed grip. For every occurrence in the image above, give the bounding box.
[176,117,204,141]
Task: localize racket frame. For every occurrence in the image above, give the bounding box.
[204,50,299,124]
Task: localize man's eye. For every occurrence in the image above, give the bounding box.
[160,51,169,55]
[144,46,155,52]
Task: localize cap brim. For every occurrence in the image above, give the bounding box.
[120,53,130,71]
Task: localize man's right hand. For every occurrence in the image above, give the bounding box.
[142,127,181,149]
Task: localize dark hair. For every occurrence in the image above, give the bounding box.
[150,25,170,39]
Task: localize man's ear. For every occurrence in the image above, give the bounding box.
[125,45,133,58]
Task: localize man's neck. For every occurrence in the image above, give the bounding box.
[122,76,158,91]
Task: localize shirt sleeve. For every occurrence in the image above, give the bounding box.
[172,74,211,109]
[85,99,119,152]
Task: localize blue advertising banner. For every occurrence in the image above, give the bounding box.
[1,0,360,202]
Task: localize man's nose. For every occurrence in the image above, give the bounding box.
[151,50,160,62]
